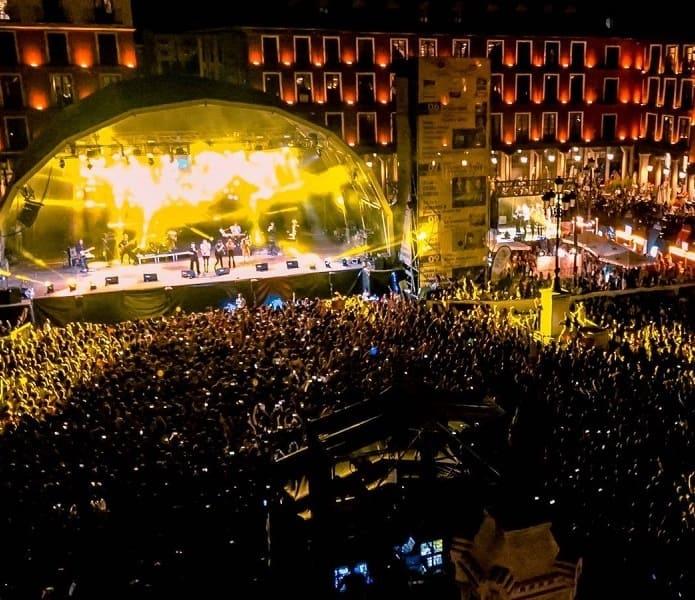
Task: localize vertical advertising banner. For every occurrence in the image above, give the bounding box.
[416,58,491,278]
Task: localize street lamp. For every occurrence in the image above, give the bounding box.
[542,176,576,293]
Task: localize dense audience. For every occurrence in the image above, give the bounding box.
[0,291,692,598]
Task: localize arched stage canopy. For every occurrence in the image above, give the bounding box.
[1,75,392,261]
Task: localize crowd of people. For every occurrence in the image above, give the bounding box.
[0,290,691,597]
[427,248,695,302]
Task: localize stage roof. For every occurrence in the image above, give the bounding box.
[1,75,391,226]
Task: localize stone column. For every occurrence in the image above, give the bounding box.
[638,153,651,185]
[671,164,680,203]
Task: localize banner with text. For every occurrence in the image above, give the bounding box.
[416,57,491,278]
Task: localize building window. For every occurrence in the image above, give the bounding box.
[680,80,693,110]
[646,77,659,105]
[570,41,585,69]
[663,78,676,108]
[356,37,374,65]
[603,77,618,103]
[323,36,340,66]
[42,0,67,22]
[262,35,279,65]
[544,41,560,67]
[0,74,23,110]
[541,112,557,141]
[99,73,121,88]
[0,32,17,66]
[97,33,118,66]
[678,116,690,140]
[665,45,678,74]
[514,113,530,143]
[645,113,657,139]
[515,74,531,103]
[294,36,311,66]
[491,113,502,143]
[605,45,620,69]
[647,45,661,74]
[419,38,437,57]
[4,116,29,151]
[357,112,376,145]
[46,32,69,66]
[601,114,617,140]
[491,74,503,102]
[391,38,408,62]
[325,112,344,137]
[50,73,73,106]
[662,115,674,142]
[263,72,282,98]
[94,0,115,23]
[487,40,503,68]
[544,74,558,102]
[684,45,695,74]
[568,111,583,141]
[324,72,342,104]
[569,73,584,103]
[357,73,375,104]
[516,40,532,67]
[452,39,469,58]
[295,72,313,103]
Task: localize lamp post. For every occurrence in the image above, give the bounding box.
[543,176,576,293]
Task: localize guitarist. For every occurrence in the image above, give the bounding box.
[118,233,137,265]
[75,239,92,272]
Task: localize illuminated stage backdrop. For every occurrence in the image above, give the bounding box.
[0,77,392,263]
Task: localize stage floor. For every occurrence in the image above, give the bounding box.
[12,253,360,299]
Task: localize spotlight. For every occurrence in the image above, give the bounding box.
[46,281,54,294]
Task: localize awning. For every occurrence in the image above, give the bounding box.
[562,231,652,268]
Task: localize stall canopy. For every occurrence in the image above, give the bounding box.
[562,231,652,268]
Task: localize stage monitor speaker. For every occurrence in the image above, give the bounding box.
[286,260,299,269]
[105,276,119,286]
[181,269,196,279]
[0,287,22,305]
[17,201,42,228]
[255,263,269,272]
[143,273,158,282]
[215,267,230,276]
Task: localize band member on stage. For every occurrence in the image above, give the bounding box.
[200,238,212,273]
[225,236,236,269]
[75,239,89,272]
[240,235,251,263]
[287,218,300,241]
[267,221,278,256]
[214,239,226,270]
[189,242,201,276]
[119,233,136,265]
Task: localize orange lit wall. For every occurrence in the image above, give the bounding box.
[117,32,137,68]
[19,31,45,66]
[71,31,95,68]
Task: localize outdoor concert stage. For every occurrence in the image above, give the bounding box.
[10,255,397,325]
